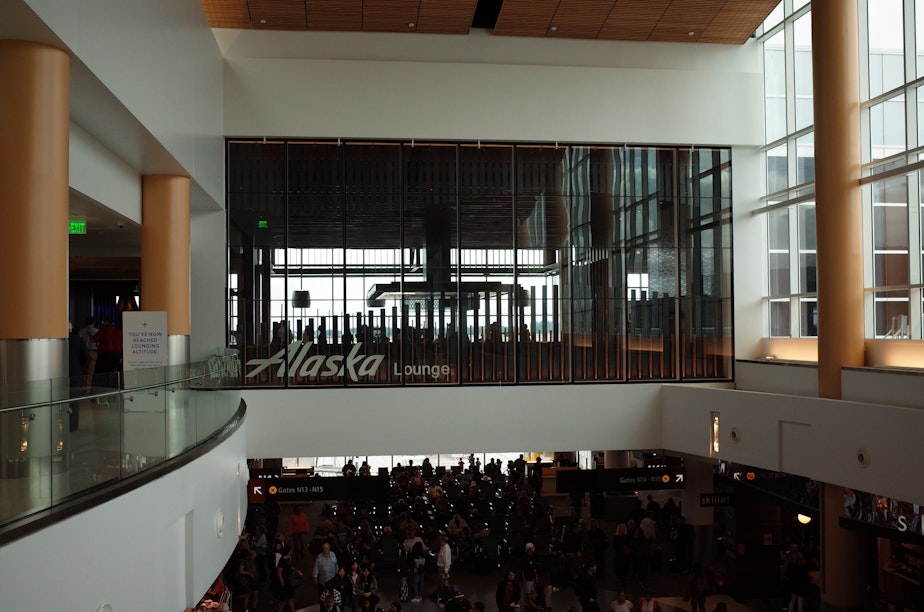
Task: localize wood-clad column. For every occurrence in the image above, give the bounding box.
[0,41,70,477]
[0,40,70,383]
[812,4,867,611]
[812,0,864,398]
[141,175,191,365]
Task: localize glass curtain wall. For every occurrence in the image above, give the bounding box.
[759,0,924,340]
[228,140,733,387]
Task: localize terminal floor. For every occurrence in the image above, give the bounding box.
[235,501,788,612]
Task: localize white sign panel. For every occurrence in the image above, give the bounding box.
[122,311,168,371]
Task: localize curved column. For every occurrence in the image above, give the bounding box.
[812,0,864,398]
[811,3,868,610]
[141,175,191,365]
[0,41,70,477]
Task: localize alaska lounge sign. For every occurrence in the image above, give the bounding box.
[244,341,451,381]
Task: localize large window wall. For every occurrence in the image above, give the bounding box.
[760,0,924,340]
[227,140,733,387]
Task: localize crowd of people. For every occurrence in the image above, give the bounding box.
[220,456,718,612]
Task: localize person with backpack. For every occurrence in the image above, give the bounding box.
[409,540,428,603]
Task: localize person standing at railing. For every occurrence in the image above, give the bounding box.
[80,316,99,390]
[68,321,89,432]
[95,316,123,375]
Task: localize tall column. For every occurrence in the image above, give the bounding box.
[812,4,867,611]
[812,0,864,398]
[141,175,191,365]
[0,41,70,383]
[0,41,70,477]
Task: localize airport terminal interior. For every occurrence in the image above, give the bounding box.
[4,0,924,611]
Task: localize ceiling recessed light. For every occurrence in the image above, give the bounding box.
[259,19,267,24]
[408,22,415,28]
[550,26,558,32]
[688,31,695,36]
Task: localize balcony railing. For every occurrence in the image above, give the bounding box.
[0,355,242,531]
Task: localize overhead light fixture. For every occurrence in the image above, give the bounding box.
[550,26,558,32]
[688,31,695,36]
[408,22,415,28]
[797,514,812,525]
[711,412,720,454]
[260,19,267,24]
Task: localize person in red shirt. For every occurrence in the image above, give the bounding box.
[94,317,123,375]
[290,505,309,561]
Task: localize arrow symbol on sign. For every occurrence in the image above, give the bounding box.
[252,485,263,495]
[733,472,742,480]
[675,474,684,483]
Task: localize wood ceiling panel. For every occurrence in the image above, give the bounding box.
[363,0,421,33]
[547,0,616,39]
[308,0,361,31]
[248,0,307,30]
[417,0,478,35]
[698,0,780,44]
[198,0,768,45]
[649,0,726,42]
[200,0,252,29]
[493,0,560,37]
[598,0,670,41]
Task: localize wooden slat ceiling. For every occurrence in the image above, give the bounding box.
[200,0,779,45]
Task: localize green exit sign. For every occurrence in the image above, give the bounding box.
[257,219,269,229]
[69,221,87,235]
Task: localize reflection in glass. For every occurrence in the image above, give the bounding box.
[770,300,791,337]
[800,298,818,337]
[869,0,905,98]
[870,95,906,161]
[875,290,910,337]
[795,133,814,186]
[768,208,790,297]
[767,144,788,193]
[764,31,787,143]
[228,141,734,386]
[918,0,924,78]
[872,177,909,289]
[794,13,813,131]
[762,2,784,32]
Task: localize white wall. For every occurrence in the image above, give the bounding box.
[21,0,225,206]
[662,383,924,506]
[0,419,249,612]
[243,384,663,458]
[730,146,765,360]
[221,30,763,146]
[70,123,141,225]
[735,360,819,396]
[190,208,228,361]
[842,367,924,409]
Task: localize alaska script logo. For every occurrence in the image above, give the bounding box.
[245,341,384,381]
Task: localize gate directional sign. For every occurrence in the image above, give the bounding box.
[557,467,686,493]
[260,475,390,502]
[249,479,266,504]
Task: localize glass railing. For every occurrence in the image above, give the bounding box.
[0,355,242,529]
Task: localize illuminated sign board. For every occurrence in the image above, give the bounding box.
[843,488,924,537]
[556,467,686,493]
[69,221,87,235]
[262,476,389,502]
